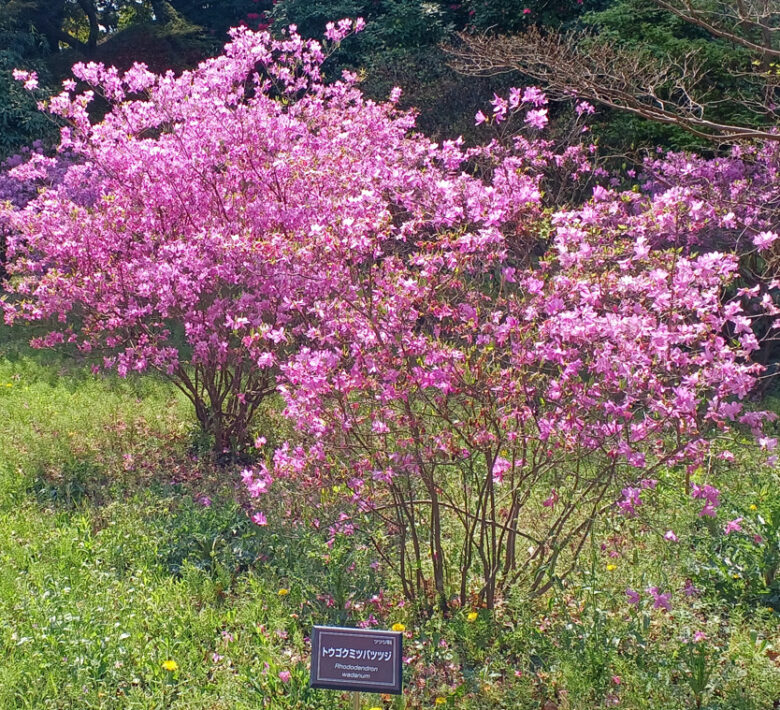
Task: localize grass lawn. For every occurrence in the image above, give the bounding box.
[1,324,778,708]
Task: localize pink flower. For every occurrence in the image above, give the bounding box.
[524,108,548,130]
[647,586,672,611]
[625,588,640,605]
[542,488,558,507]
[693,631,708,643]
[699,504,717,518]
[723,517,743,535]
[491,93,509,123]
[278,670,291,683]
[753,231,778,249]
[692,483,720,517]
[12,69,39,90]
[664,530,678,542]
[251,511,268,526]
[492,456,511,482]
[575,101,595,116]
[617,487,642,517]
[758,436,777,451]
[521,86,547,105]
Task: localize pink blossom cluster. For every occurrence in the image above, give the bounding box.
[691,483,721,518]
[639,142,780,253]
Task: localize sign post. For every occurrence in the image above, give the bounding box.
[310,625,403,701]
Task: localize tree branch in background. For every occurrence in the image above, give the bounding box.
[447,0,780,144]
[651,0,779,58]
[75,0,100,53]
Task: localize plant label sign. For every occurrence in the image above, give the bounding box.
[309,625,403,694]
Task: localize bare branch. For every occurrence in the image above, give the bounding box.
[447,26,780,143]
[650,0,779,58]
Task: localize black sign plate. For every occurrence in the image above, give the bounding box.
[310,625,403,694]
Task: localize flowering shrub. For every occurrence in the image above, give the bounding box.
[2,19,494,454]
[0,143,77,280]
[3,30,776,609]
[274,185,772,608]
[264,89,774,610]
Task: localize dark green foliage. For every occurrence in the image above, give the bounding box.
[0,0,253,157]
[694,496,780,611]
[49,17,214,78]
[358,45,507,143]
[0,26,57,159]
[271,0,457,61]
[170,0,274,39]
[465,0,591,33]
[162,495,261,579]
[270,0,509,140]
[582,0,771,153]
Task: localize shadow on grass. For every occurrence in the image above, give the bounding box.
[0,321,178,399]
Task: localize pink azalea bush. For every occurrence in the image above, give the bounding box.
[3,31,776,608]
[2,20,503,453]
[273,175,771,608]
[0,144,78,279]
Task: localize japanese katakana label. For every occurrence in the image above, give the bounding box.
[309,626,403,694]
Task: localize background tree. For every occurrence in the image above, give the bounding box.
[449,0,780,149]
[0,0,274,159]
[0,19,57,158]
[464,0,593,34]
[267,0,484,140]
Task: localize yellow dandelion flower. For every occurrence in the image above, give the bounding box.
[278,588,289,596]
[606,564,617,571]
[467,611,478,622]
[391,622,405,632]
[750,504,757,510]
[369,707,383,710]
[435,697,447,705]
[161,660,178,672]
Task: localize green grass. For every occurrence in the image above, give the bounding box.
[1,324,778,708]
[0,477,337,708]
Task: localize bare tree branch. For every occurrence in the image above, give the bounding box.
[652,0,780,58]
[447,24,780,143]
